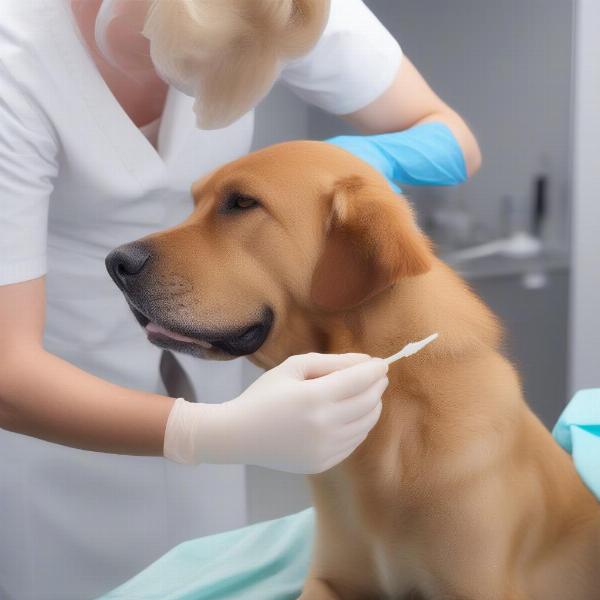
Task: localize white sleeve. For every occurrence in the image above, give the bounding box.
[0,61,58,286]
[279,0,403,115]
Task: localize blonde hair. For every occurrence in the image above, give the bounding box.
[143,0,330,129]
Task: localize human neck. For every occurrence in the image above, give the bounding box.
[70,0,167,129]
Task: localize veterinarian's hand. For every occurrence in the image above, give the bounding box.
[326,123,468,192]
[164,353,389,473]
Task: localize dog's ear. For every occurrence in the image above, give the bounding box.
[310,175,433,310]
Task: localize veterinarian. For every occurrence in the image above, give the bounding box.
[0,1,482,598]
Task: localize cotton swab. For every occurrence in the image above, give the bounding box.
[384,333,439,366]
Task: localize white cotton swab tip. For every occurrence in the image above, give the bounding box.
[383,333,439,366]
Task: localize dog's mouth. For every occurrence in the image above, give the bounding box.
[128,304,274,359]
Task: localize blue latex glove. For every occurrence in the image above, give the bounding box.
[553,388,600,500]
[97,509,314,600]
[327,122,468,193]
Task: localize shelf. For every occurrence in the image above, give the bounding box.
[441,249,570,281]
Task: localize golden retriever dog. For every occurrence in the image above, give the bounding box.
[106,141,600,599]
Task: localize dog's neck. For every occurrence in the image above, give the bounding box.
[256,259,501,370]
[254,258,506,483]
[307,260,509,494]
[253,259,501,372]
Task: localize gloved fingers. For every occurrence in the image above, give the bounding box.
[390,181,402,194]
[317,437,367,473]
[297,397,381,474]
[327,136,395,181]
[310,358,388,402]
[330,421,380,467]
[283,352,371,380]
[331,377,388,424]
[340,397,383,440]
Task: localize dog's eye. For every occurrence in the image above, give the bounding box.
[221,192,260,213]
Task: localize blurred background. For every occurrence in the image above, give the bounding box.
[240,0,593,523]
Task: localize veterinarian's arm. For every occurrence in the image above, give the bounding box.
[277,0,480,185]
[342,57,482,179]
[0,279,388,470]
[0,277,174,455]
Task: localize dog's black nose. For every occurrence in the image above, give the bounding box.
[105,242,151,289]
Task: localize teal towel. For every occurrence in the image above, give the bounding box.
[97,508,314,600]
[553,388,600,500]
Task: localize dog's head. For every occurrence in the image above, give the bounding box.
[106,141,433,362]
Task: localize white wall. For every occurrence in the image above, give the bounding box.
[251,82,309,150]
[569,0,600,392]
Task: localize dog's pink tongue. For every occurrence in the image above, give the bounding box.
[146,322,197,343]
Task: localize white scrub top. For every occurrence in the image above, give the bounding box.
[0,0,402,598]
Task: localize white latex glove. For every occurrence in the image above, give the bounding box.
[164,353,389,474]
